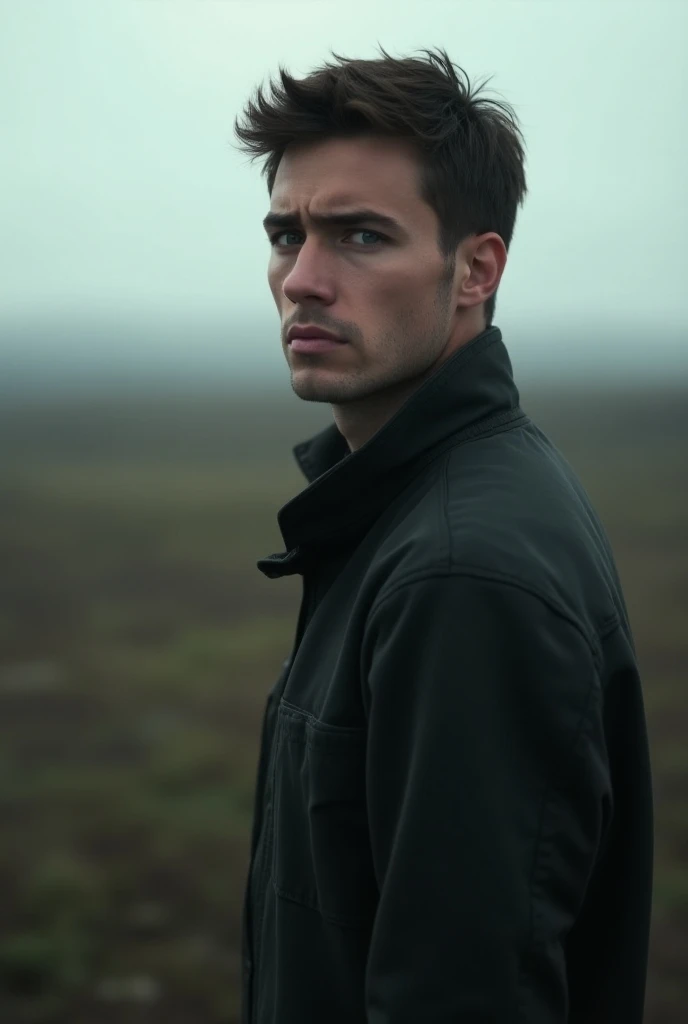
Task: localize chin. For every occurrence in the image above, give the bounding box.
[290,374,355,404]
[290,377,336,403]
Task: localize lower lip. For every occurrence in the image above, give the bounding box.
[289,337,347,353]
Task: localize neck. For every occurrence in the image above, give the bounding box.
[333,318,488,452]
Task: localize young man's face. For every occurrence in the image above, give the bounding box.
[264,133,500,409]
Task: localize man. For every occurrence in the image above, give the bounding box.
[233,46,653,1023]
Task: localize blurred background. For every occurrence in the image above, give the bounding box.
[1,1,686,1021]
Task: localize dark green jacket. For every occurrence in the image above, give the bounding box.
[241,326,653,1023]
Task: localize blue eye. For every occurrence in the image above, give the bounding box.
[270,231,301,246]
[349,230,385,246]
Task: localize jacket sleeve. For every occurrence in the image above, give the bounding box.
[360,571,612,1024]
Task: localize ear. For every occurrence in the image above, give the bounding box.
[455,232,507,311]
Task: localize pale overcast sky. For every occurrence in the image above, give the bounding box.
[1,0,687,380]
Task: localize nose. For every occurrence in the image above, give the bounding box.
[281,239,335,307]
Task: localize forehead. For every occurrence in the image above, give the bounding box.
[270,135,423,214]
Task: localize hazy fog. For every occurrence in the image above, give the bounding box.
[2,0,687,392]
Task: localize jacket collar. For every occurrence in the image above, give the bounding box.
[257,325,524,578]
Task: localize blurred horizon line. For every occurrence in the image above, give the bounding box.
[1,312,687,401]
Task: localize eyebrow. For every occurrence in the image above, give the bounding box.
[262,208,404,234]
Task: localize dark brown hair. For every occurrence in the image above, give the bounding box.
[233,44,527,327]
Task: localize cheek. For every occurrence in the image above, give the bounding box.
[373,270,434,321]
[376,260,434,299]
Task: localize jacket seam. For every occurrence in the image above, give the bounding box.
[279,697,367,738]
[271,879,374,929]
[368,565,607,667]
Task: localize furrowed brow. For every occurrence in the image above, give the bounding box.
[261,208,403,233]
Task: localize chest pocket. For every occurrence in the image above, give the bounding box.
[271,700,378,929]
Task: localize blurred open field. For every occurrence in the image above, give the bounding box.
[0,384,686,1023]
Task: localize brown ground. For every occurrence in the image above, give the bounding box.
[0,384,685,1022]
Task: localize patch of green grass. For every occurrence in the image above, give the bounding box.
[653,867,688,912]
